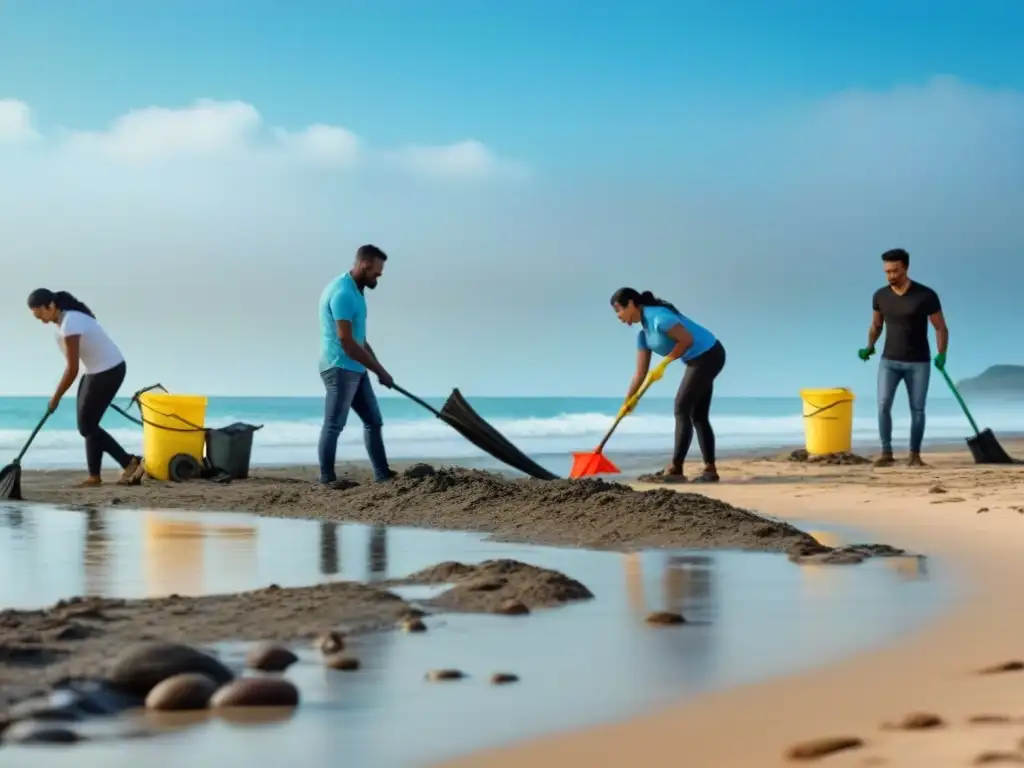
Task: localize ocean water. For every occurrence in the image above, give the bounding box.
[1,393,1023,473]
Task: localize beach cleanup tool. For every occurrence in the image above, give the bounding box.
[392,384,559,480]
[569,367,663,480]
[0,411,51,501]
[939,367,1016,464]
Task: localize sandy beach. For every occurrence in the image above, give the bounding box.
[4,443,1024,765]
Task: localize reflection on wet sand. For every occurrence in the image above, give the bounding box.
[367,526,387,580]
[624,552,716,617]
[319,522,339,575]
[1,503,25,531]
[84,509,110,596]
[144,512,258,597]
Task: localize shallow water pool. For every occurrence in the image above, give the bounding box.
[0,503,949,767]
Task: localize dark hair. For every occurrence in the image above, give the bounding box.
[356,244,388,262]
[881,248,909,267]
[610,287,680,316]
[26,288,96,319]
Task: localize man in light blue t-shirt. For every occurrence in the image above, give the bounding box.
[317,244,395,484]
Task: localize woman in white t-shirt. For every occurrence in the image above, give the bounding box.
[28,289,145,488]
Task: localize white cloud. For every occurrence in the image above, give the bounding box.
[62,99,261,162]
[3,97,520,180]
[273,123,362,167]
[0,99,40,143]
[385,139,528,181]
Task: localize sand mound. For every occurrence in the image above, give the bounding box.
[391,558,594,612]
[310,465,819,552]
[773,449,872,466]
[26,464,897,555]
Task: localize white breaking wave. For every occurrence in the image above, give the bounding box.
[2,406,1024,469]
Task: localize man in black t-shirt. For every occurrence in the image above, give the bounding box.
[857,248,949,468]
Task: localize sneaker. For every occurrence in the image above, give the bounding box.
[76,476,103,488]
[873,453,895,468]
[116,456,146,486]
[907,453,928,468]
[692,469,720,483]
[374,469,398,483]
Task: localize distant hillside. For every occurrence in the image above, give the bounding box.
[956,365,1024,397]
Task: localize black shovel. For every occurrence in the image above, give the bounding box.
[939,367,1016,465]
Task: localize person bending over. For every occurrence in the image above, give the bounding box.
[28,289,145,487]
[858,248,948,468]
[611,287,726,483]
[317,245,396,485]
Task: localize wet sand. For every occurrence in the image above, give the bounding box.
[445,445,1024,768]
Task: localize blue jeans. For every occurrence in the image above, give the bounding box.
[877,358,931,454]
[318,367,391,483]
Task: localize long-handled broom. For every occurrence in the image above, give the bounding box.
[0,411,52,500]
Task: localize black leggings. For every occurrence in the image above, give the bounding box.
[77,361,132,476]
[673,341,726,468]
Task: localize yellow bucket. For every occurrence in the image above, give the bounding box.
[799,387,855,455]
[140,392,208,481]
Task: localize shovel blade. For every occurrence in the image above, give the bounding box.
[966,428,1016,465]
[569,451,621,479]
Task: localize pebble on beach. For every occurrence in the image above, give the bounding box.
[2,719,84,745]
[107,642,235,697]
[324,655,361,671]
[968,714,1021,725]
[210,677,300,708]
[246,643,299,672]
[145,673,218,711]
[314,631,345,655]
[645,611,686,626]
[973,751,1024,765]
[490,672,519,685]
[882,712,945,731]
[401,617,427,633]
[495,599,530,616]
[425,669,465,682]
[977,660,1024,675]
[785,736,864,761]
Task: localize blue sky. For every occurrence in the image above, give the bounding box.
[1,0,1022,397]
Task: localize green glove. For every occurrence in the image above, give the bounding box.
[857,347,875,362]
[933,351,946,371]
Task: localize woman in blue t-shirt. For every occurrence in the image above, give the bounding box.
[611,287,727,483]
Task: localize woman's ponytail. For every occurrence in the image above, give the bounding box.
[610,287,680,316]
[27,288,96,319]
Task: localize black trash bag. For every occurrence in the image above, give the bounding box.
[437,389,559,481]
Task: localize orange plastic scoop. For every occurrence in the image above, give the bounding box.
[569,449,621,479]
[569,376,658,479]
